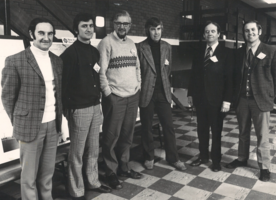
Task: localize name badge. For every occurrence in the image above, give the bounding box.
[210,56,218,62]
[93,63,100,73]
[257,52,266,60]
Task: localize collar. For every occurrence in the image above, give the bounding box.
[246,40,260,55]
[76,39,91,46]
[113,31,127,41]
[205,41,219,53]
[147,37,160,47]
[30,45,49,57]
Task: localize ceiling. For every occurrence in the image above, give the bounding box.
[241,0,276,19]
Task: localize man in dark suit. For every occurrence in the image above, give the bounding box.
[1,18,63,200]
[136,17,186,171]
[225,20,276,182]
[188,21,233,172]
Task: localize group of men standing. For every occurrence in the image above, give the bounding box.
[1,9,276,200]
[1,10,185,200]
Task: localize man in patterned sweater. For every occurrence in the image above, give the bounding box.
[98,10,142,189]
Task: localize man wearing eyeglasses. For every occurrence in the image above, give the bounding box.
[98,10,142,190]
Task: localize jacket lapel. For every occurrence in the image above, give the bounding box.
[49,52,60,96]
[212,43,222,62]
[141,40,156,73]
[251,42,264,69]
[160,41,168,69]
[26,47,44,79]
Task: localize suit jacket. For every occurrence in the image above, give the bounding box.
[234,42,276,112]
[188,43,233,107]
[136,39,172,107]
[1,47,63,142]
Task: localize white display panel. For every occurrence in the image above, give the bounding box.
[0,37,25,164]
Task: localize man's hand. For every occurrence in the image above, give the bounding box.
[188,96,193,107]
[221,101,230,112]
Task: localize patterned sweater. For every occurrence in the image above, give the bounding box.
[98,31,141,97]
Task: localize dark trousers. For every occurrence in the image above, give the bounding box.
[101,91,139,175]
[140,91,179,163]
[195,95,225,164]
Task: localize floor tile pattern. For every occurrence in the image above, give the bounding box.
[2,109,276,200]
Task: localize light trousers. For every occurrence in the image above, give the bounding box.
[20,120,58,200]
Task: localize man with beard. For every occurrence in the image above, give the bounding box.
[98,10,142,190]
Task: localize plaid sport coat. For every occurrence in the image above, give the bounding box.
[1,47,63,142]
[136,39,172,107]
[234,42,276,112]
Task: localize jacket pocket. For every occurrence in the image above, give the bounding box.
[13,110,29,116]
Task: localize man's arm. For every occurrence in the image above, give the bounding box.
[98,39,112,97]
[271,48,276,99]
[1,57,20,124]
[60,48,75,109]
[221,48,234,112]
[223,48,234,103]
[168,44,172,76]
[135,48,141,90]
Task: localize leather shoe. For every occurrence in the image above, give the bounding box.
[106,173,122,189]
[225,159,247,169]
[190,158,209,167]
[89,185,112,193]
[118,169,143,179]
[212,163,221,172]
[259,169,270,182]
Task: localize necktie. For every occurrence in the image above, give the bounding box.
[245,48,253,68]
[204,46,212,67]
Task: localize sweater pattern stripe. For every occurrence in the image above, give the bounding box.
[109,56,137,69]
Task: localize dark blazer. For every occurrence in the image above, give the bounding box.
[136,39,172,107]
[234,42,276,112]
[188,43,233,107]
[1,47,63,142]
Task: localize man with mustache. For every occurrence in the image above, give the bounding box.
[60,13,111,200]
[1,18,63,200]
[98,10,142,190]
[188,21,234,172]
[225,20,276,182]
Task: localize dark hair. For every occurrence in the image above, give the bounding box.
[28,17,55,39]
[242,20,262,36]
[73,13,94,36]
[203,21,221,35]
[145,17,163,37]
[112,10,131,22]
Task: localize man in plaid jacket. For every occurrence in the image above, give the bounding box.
[1,18,63,200]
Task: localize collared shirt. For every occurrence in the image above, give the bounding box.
[246,40,261,56]
[204,41,230,107]
[205,41,219,57]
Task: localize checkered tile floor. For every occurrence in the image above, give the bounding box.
[3,108,276,200]
[82,109,276,200]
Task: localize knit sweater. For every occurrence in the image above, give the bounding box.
[98,31,141,97]
[60,39,101,109]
